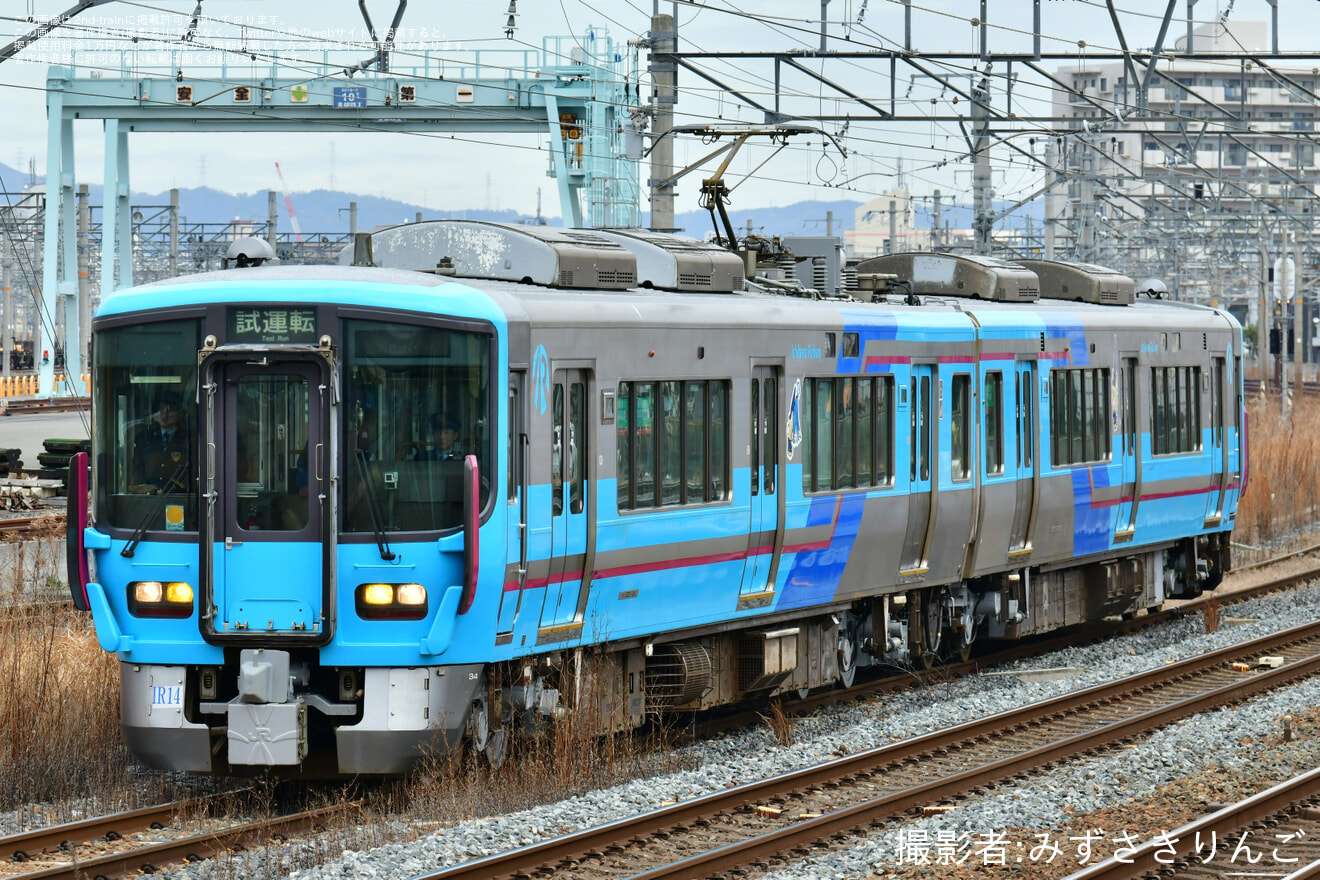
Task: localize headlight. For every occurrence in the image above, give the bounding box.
[133,581,164,603]
[362,583,395,605]
[395,583,427,606]
[128,580,193,618]
[165,582,194,603]
[355,583,428,620]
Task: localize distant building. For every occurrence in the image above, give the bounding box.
[845,187,972,258]
[1051,20,1318,232]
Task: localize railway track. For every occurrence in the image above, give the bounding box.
[0,516,65,541]
[0,398,88,416]
[0,793,357,880]
[1065,768,1320,879]
[422,601,1320,878]
[0,548,1315,879]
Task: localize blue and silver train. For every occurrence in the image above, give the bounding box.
[66,222,1242,775]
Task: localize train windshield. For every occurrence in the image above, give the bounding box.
[93,319,201,530]
[342,318,492,534]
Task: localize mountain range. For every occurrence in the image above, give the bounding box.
[0,161,1042,238]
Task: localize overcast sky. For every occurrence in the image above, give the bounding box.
[4,1,1320,221]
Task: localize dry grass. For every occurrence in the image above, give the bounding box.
[1236,393,1320,553]
[0,535,125,814]
[0,533,219,821]
[758,701,796,747]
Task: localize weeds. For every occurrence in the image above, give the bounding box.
[1237,393,1320,555]
[758,701,795,747]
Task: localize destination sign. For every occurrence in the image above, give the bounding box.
[228,308,318,344]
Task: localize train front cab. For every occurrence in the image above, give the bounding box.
[72,279,507,776]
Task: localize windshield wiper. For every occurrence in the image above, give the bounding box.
[353,449,395,561]
[121,463,188,558]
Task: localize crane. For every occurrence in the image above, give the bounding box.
[274,162,304,243]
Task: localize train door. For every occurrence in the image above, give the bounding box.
[1206,357,1228,525]
[498,371,528,634]
[900,364,935,573]
[211,361,325,636]
[1115,357,1139,541]
[740,365,785,598]
[540,368,593,629]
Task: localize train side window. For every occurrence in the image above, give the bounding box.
[660,381,682,506]
[633,383,656,508]
[877,376,894,485]
[984,372,1003,476]
[760,379,774,495]
[552,384,564,516]
[569,382,586,515]
[951,373,970,481]
[919,375,931,481]
[909,378,918,483]
[1050,367,1110,466]
[1149,366,1200,456]
[814,378,834,491]
[750,378,760,498]
[837,378,855,489]
[685,382,707,504]
[1021,371,1033,468]
[857,377,873,486]
[1212,359,1224,448]
[508,379,521,503]
[617,382,631,510]
[802,380,815,494]
[711,381,730,500]
[616,379,729,510]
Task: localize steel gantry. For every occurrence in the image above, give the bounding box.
[40,32,639,394]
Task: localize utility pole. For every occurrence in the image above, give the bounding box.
[1258,239,1270,386]
[888,200,897,255]
[267,190,278,250]
[1294,234,1304,390]
[77,185,90,380]
[1045,139,1059,261]
[1281,229,1292,423]
[169,188,179,278]
[1,233,10,381]
[649,13,677,232]
[932,190,942,250]
[972,71,993,255]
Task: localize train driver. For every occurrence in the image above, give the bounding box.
[418,413,463,461]
[129,392,191,494]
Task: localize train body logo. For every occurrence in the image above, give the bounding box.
[532,345,551,415]
[786,379,803,461]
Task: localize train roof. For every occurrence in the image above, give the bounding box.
[109,263,1236,336]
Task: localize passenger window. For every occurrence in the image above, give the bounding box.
[761,379,774,495]
[750,378,760,498]
[984,372,1003,476]
[814,378,834,491]
[837,378,855,489]
[951,374,970,481]
[685,382,706,504]
[552,384,564,516]
[569,382,585,515]
[617,382,631,510]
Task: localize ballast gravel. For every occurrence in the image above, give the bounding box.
[138,580,1320,880]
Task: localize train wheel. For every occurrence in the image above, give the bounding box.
[471,681,509,770]
[837,629,858,689]
[909,588,947,669]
